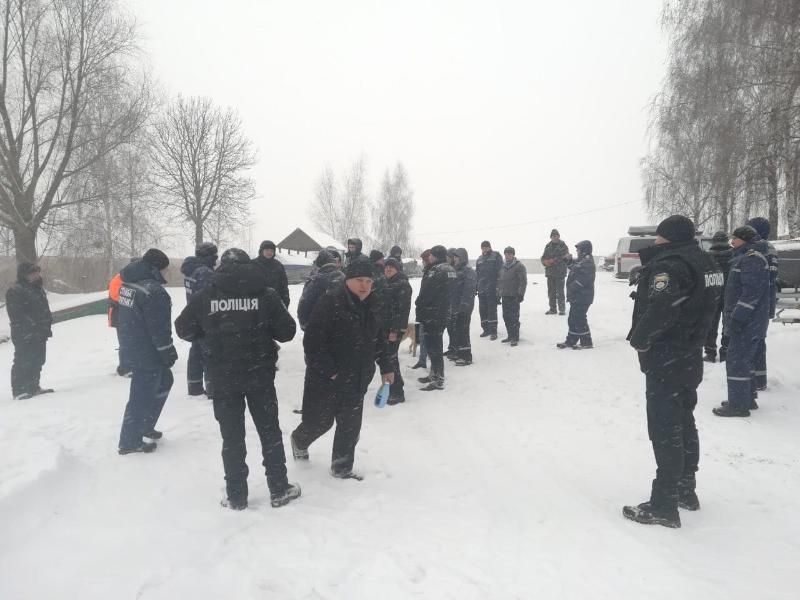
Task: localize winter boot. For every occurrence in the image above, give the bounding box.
[290,432,309,460]
[420,375,444,391]
[418,375,433,384]
[480,331,491,338]
[32,387,54,396]
[721,399,758,410]
[331,469,364,481]
[410,361,427,370]
[270,483,302,508]
[501,337,512,343]
[143,429,163,440]
[556,342,574,349]
[703,352,716,363]
[677,480,700,511]
[622,502,681,528]
[454,358,472,366]
[510,339,519,347]
[558,310,566,316]
[490,333,498,341]
[387,393,406,405]
[13,392,33,400]
[545,309,557,315]
[220,497,248,511]
[118,441,157,455]
[713,404,751,417]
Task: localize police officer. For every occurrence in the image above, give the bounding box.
[623,216,722,528]
[253,240,290,307]
[117,249,177,454]
[175,248,300,510]
[746,217,778,391]
[415,245,456,391]
[476,241,503,340]
[713,226,770,418]
[297,249,344,330]
[557,240,595,349]
[6,263,53,400]
[383,257,412,404]
[704,231,733,362]
[180,242,218,396]
[450,248,477,366]
[291,258,394,479]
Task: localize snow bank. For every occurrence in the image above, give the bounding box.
[0,276,798,599]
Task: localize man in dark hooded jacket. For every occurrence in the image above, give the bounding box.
[704,231,733,362]
[175,248,300,510]
[117,249,177,454]
[713,226,771,418]
[450,248,477,365]
[623,216,722,529]
[389,245,404,271]
[180,242,218,396]
[541,229,570,315]
[383,257,412,403]
[291,258,394,479]
[6,263,53,399]
[297,249,344,330]
[746,217,778,391]
[557,240,595,349]
[415,245,456,390]
[345,238,363,267]
[253,240,290,307]
[476,241,503,339]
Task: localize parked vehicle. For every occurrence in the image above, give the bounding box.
[774,240,800,289]
[614,226,712,279]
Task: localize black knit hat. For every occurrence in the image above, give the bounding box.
[345,257,374,280]
[17,262,41,282]
[656,215,695,243]
[369,250,384,262]
[732,225,758,243]
[550,229,560,237]
[220,248,251,264]
[712,230,729,243]
[314,249,335,268]
[746,217,770,240]
[430,245,448,261]
[259,240,276,252]
[143,248,169,270]
[195,241,218,259]
[384,257,401,271]
[504,246,515,255]
[390,245,402,257]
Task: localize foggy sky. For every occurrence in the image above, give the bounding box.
[128,0,665,258]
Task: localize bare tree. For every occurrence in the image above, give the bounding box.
[0,0,150,263]
[309,165,340,239]
[150,96,256,247]
[308,157,370,242]
[372,162,415,251]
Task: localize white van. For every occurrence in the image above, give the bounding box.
[615,226,712,279]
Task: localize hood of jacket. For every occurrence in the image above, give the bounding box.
[346,238,363,254]
[181,255,213,277]
[16,262,41,284]
[638,240,697,265]
[734,238,769,258]
[211,261,269,295]
[121,259,165,284]
[453,248,469,268]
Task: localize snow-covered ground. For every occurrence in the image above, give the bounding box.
[0,274,798,600]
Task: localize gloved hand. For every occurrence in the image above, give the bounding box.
[160,344,178,368]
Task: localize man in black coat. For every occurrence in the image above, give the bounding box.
[175,248,300,510]
[6,263,53,400]
[252,240,290,307]
[345,237,364,267]
[704,231,733,362]
[451,248,477,365]
[475,241,503,339]
[389,245,404,271]
[117,249,177,454]
[180,242,218,396]
[623,216,722,528]
[557,240,595,349]
[383,258,412,404]
[541,229,570,315]
[291,258,394,479]
[415,245,456,390]
[369,249,388,320]
[297,249,344,330]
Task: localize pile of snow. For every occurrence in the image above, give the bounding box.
[0,275,798,599]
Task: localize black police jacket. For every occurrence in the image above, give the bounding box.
[415,260,457,329]
[6,279,52,344]
[627,240,722,386]
[303,284,392,396]
[476,250,503,294]
[384,271,412,334]
[252,255,290,307]
[566,254,596,305]
[175,261,297,393]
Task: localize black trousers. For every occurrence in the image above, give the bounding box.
[424,327,445,380]
[478,292,498,334]
[385,339,405,397]
[453,312,472,361]
[501,296,521,340]
[704,303,724,358]
[645,373,699,510]
[187,340,212,396]
[213,382,288,502]
[11,337,46,397]
[547,275,566,312]
[119,366,173,449]
[565,302,592,346]
[293,377,365,474]
[446,315,456,354]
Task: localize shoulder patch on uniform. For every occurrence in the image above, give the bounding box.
[652,272,670,292]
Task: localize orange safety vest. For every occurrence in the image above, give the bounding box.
[108,273,123,327]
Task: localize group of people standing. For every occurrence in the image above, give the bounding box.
[3,214,780,521]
